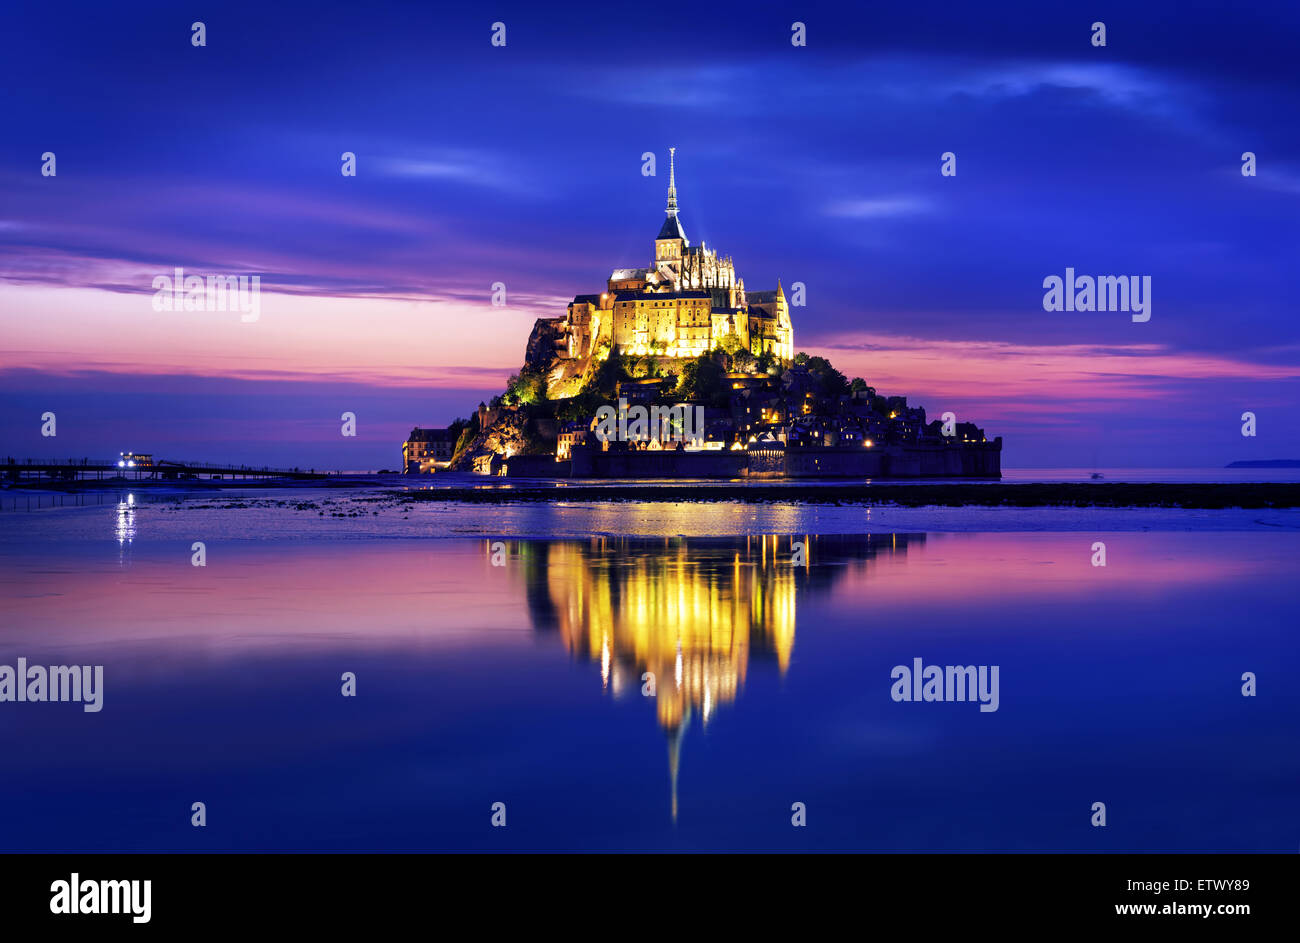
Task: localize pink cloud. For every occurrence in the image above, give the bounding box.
[0,282,555,388]
[816,331,1300,420]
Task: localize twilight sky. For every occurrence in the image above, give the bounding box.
[2,0,1299,468]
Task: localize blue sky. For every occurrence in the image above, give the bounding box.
[2,0,1299,467]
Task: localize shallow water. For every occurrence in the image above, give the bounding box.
[0,500,1296,851]
[3,487,1299,540]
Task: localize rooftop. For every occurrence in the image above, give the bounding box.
[407,427,456,442]
[656,215,687,242]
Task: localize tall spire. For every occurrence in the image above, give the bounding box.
[666,147,678,218]
[655,147,687,245]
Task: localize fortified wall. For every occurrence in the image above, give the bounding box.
[504,440,1002,480]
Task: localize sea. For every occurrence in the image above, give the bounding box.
[0,468,1296,851]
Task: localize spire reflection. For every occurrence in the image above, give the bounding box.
[497,534,921,821]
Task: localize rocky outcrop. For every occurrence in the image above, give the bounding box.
[525,317,566,372]
[449,407,554,471]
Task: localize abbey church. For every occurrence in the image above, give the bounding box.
[527,150,794,393]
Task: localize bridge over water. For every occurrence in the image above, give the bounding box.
[4,457,333,482]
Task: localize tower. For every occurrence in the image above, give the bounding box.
[655,147,687,267]
[775,280,793,361]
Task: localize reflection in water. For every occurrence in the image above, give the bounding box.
[497,534,921,820]
[3,524,1293,851]
[115,494,136,560]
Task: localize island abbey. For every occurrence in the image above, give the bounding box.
[422,148,1001,480]
[528,149,794,390]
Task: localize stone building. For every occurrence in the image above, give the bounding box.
[528,149,794,390]
[402,427,457,473]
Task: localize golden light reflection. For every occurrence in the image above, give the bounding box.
[502,534,921,821]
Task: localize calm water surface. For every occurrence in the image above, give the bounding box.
[0,497,1296,851]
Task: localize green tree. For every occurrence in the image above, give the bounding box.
[502,368,548,406]
[451,413,481,463]
[678,353,726,403]
[804,356,849,397]
[591,349,630,397]
[447,416,471,441]
[555,387,605,424]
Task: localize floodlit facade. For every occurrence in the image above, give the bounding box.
[543,150,795,370]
